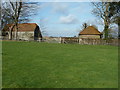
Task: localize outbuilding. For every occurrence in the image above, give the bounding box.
[2,23,42,41]
[79,26,102,39]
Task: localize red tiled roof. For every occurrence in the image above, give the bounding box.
[2,23,38,32]
[79,26,102,35]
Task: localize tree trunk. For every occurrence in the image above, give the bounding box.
[104,25,109,39]
[8,25,15,40]
[104,3,110,39]
[104,18,109,39]
[118,22,120,39]
[8,28,12,40]
[14,25,17,40]
[14,23,18,40]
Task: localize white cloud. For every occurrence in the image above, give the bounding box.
[59,14,79,24]
[36,2,69,15]
[52,3,69,15]
[71,3,92,15]
[38,3,51,9]
[40,18,49,23]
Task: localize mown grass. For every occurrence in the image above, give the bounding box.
[2,41,118,88]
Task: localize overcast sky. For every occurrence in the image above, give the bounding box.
[29,2,104,37]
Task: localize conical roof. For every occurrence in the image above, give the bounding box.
[79,26,102,35]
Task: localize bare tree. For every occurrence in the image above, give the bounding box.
[92,2,111,39]
[109,1,120,38]
[82,23,88,29]
[39,18,48,36]
[108,25,118,38]
[2,1,39,40]
[2,0,22,40]
[19,2,39,23]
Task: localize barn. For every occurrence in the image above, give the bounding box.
[79,26,103,39]
[2,23,42,41]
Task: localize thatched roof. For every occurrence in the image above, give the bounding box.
[79,26,102,35]
[2,23,38,32]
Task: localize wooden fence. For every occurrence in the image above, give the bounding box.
[61,37,119,46]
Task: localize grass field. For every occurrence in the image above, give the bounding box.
[2,41,118,88]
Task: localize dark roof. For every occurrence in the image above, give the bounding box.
[2,23,38,32]
[79,26,102,35]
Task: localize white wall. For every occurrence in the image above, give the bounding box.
[79,35,101,38]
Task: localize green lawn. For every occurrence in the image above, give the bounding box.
[2,41,118,88]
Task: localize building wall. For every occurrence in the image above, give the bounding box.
[2,31,34,40]
[17,31,34,40]
[2,24,42,41]
[79,35,101,38]
[2,30,42,41]
[2,31,9,40]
